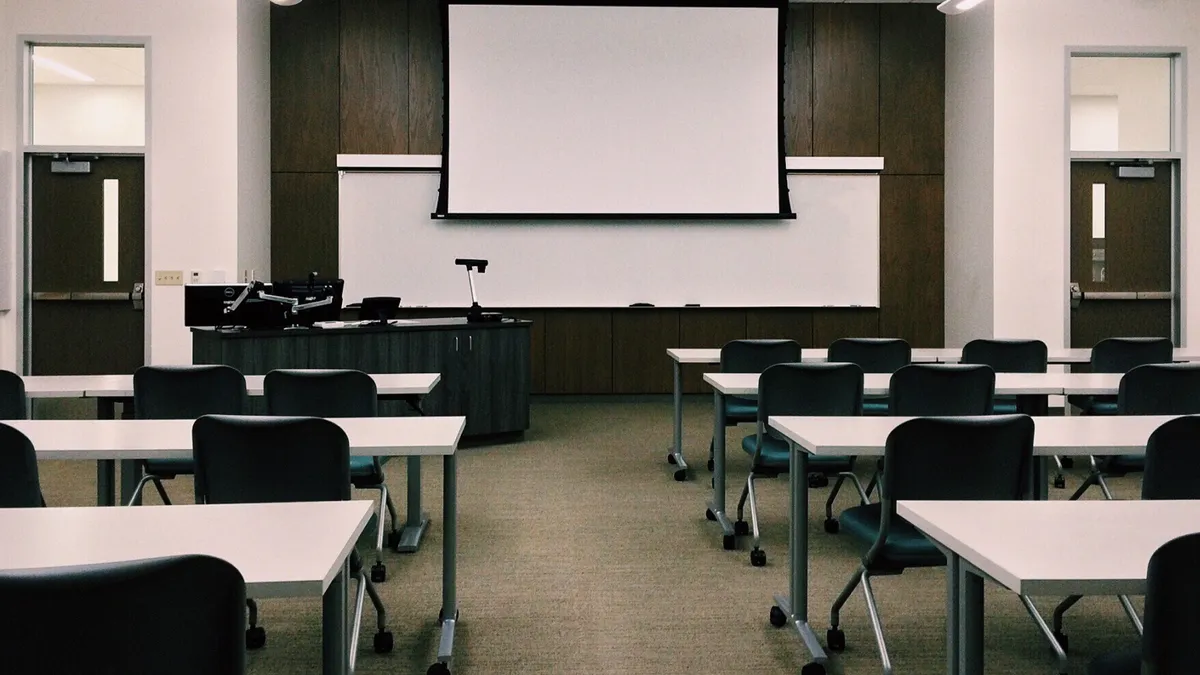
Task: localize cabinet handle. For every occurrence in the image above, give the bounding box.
[469,335,473,350]
[455,336,459,351]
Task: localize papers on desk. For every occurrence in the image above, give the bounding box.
[312,319,419,328]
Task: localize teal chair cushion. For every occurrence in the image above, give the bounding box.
[725,396,758,421]
[840,503,945,568]
[1069,395,1118,415]
[349,456,384,490]
[993,396,1019,414]
[143,458,194,477]
[740,435,854,473]
[863,397,889,415]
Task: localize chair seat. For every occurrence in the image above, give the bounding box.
[1086,649,1139,675]
[863,398,889,415]
[840,504,945,569]
[993,396,1018,414]
[1069,394,1118,415]
[143,458,194,478]
[350,456,384,488]
[740,435,854,474]
[725,396,758,422]
[1104,455,1144,475]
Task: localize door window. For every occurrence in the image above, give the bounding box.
[31,45,146,147]
[1069,56,1172,153]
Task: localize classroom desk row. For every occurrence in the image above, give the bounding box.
[0,414,466,675]
[765,414,1178,675]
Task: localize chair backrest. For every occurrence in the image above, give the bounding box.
[1142,532,1200,674]
[0,370,26,420]
[0,554,245,675]
[1117,364,1200,415]
[827,338,911,374]
[0,424,43,508]
[1091,337,1174,374]
[192,415,351,505]
[758,363,863,439]
[889,364,996,416]
[1142,416,1200,500]
[961,339,1048,373]
[719,339,801,374]
[264,369,378,418]
[881,415,1034,507]
[133,365,247,419]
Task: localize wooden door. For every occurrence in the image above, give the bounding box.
[1069,161,1173,348]
[29,156,145,375]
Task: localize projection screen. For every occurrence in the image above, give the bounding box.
[436,1,791,218]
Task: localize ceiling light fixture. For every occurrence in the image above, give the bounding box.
[31,55,95,83]
[270,0,303,6]
[938,0,988,15]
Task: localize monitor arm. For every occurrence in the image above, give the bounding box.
[224,281,333,317]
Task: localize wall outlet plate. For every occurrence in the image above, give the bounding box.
[155,270,184,286]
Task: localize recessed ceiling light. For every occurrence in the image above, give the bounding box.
[32,55,95,83]
[938,0,988,15]
[271,0,303,5]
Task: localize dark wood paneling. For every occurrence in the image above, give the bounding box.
[506,309,546,394]
[271,0,340,172]
[543,311,613,394]
[341,0,410,155]
[1070,301,1173,349]
[679,310,746,394]
[611,310,680,394]
[879,175,944,347]
[783,4,814,157]
[812,4,880,157]
[812,309,880,348]
[408,0,444,154]
[880,5,944,175]
[745,309,815,345]
[271,173,339,280]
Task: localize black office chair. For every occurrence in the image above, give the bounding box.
[732,363,866,566]
[827,338,911,415]
[1068,337,1174,415]
[1088,531,1200,675]
[264,368,399,582]
[0,370,27,420]
[192,415,393,662]
[826,416,1038,675]
[129,365,247,505]
[706,339,802,472]
[0,424,44,507]
[0,554,246,675]
[1056,415,1200,654]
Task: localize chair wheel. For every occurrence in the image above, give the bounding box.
[723,534,736,551]
[827,627,846,652]
[769,605,788,627]
[673,468,687,482]
[705,509,717,522]
[1061,457,1075,469]
[750,548,766,567]
[707,459,714,471]
[807,472,829,488]
[427,662,451,675]
[371,563,387,583]
[1053,630,1068,653]
[710,477,715,489]
[246,626,266,649]
[734,520,750,536]
[800,664,826,675]
[667,452,677,465]
[374,630,394,653]
[1053,475,1066,489]
[824,518,840,534]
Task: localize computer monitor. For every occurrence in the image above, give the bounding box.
[184,279,344,328]
[358,296,401,322]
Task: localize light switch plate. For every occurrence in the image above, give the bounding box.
[155,270,184,286]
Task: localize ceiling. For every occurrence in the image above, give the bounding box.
[32,46,145,86]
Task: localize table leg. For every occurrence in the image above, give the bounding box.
[772,446,827,669]
[395,455,431,553]
[705,390,734,548]
[957,564,985,675]
[946,552,960,675]
[667,360,689,480]
[1034,456,1050,501]
[436,452,459,669]
[322,558,350,675]
[96,460,116,506]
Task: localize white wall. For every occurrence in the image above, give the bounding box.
[944,0,994,346]
[32,84,145,146]
[237,0,269,283]
[0,0,271,368]
[0,0,13,369]
[1070,56,1172,152]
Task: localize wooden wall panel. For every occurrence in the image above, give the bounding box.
[340,0,410,155]
[543,311,613,394]
[812,5,880,157]
[783,5,814,157]
[880,5,945,175]
[408,0,444,154]
[507,309,547,394]
[745,309,815,346]
[271,173,339,280]
[879,175,944,347]
[813,309,880,347]
[271,0,340,172]
[679,310,746,394]
[611,310,680,394]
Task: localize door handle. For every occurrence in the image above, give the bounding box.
[131,282,145,312]
[33,291,130,301]
[1069,283,1082,310]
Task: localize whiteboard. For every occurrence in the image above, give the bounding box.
[337,168,879,308]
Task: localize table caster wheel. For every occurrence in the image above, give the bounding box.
[673,468,687,482]
[1052,630,1069,653]
[427,662,451,675]
[723,534,736,550]
[1053,475,1066,489]
[667,452,677,465]
[807,472,829,488]
[769,605,787,627]
[371,562,387,583]
[374,630,394,653]
[707,459,714,471]
[705,508,717,522]
[750,548,766,567]
[827,627,846,652]
[734,520,749,536]
[824,518,840,534]
[246,626,266,650]
[1061,457,1075,469]
[800,663,826,675]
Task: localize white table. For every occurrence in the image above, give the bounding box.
[764,414,1173,674]
[22,372,442,553]
[2,415,466,673]
[0,501,374,675]
[899,499,1200,675]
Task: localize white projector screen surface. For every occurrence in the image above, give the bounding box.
[441,3,787,217]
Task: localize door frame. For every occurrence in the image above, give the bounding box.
[1063,46,1187,347]
[15,35,152,374]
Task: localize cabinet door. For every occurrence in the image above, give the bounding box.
[463,327,531,434]
[394,329,466,417]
